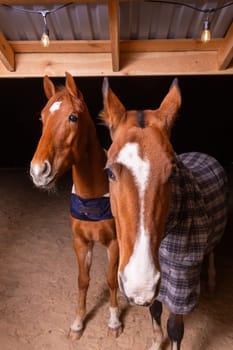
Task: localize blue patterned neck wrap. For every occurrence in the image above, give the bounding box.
[70,192,113,221]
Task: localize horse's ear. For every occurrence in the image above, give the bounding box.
[43,75,56,99]
[101,77,126,132]
[157,78,181,133]
[65,71,78,98]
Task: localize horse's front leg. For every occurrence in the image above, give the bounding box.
[106,238,122,337]
[149,300,163,350]
[69,236,93,340]
[167,313,184,350]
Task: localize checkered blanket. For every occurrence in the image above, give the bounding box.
[157,152,228,314]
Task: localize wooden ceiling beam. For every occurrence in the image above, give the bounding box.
[218,22,233,70]
[0,1,232,76]
[10,40,111,53]
[107,0,120,72]
[1,51,233,77]
[120,39,222,52]
[0,32,15,71]
[9,38,222,54]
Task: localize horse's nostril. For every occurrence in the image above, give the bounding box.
[30,160,51,180]
[43,160,48,174]
[127,297,134,304]
[42,160,51,177]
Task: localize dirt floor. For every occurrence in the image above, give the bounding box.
[0,168,233,350]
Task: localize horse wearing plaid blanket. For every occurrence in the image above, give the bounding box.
[101,77,228,350]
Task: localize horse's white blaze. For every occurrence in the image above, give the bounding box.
[116,142,160,305]
[49,101,62,113]
[116,142,149,199]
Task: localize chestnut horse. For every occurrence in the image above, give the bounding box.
[101,78,228,349]
[30,72,122,339]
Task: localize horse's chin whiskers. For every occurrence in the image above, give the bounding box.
[42,184,58,194]
[31,177,58,194]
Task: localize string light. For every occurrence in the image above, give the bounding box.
[40,10,50,47]
[2,1,233,44]
[148,1,233,42]
[201,16,211,43]
[2,3,73,48]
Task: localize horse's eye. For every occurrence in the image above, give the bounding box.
[105,167,116,181]
[69,114,78,122]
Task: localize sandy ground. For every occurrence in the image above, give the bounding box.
[0,168,233,350]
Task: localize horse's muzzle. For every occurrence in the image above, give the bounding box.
[30,161,56,188]
[118,274,156,307]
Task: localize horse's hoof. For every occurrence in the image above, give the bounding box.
[68,328,84,340]
[107,325,123,338]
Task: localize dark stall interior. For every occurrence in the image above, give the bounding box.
[0,75,233,350]
[0,75,232,168]
[0,75,232,254]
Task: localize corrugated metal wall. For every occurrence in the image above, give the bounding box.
[0,1,232,41]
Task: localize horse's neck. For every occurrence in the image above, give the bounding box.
[72,108,109,199]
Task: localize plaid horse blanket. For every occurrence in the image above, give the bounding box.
[157,152,228,314]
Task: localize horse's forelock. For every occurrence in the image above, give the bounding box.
[54,86,84,114]
[70,87,84,113]
[72,95,84,113]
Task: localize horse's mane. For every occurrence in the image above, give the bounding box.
[97,109,108,128]
[56,84,67,93]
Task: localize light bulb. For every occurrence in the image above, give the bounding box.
[40,10,50,47]
[201,19,211,43]
[201,29,211,42]
[41,32,50,47]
